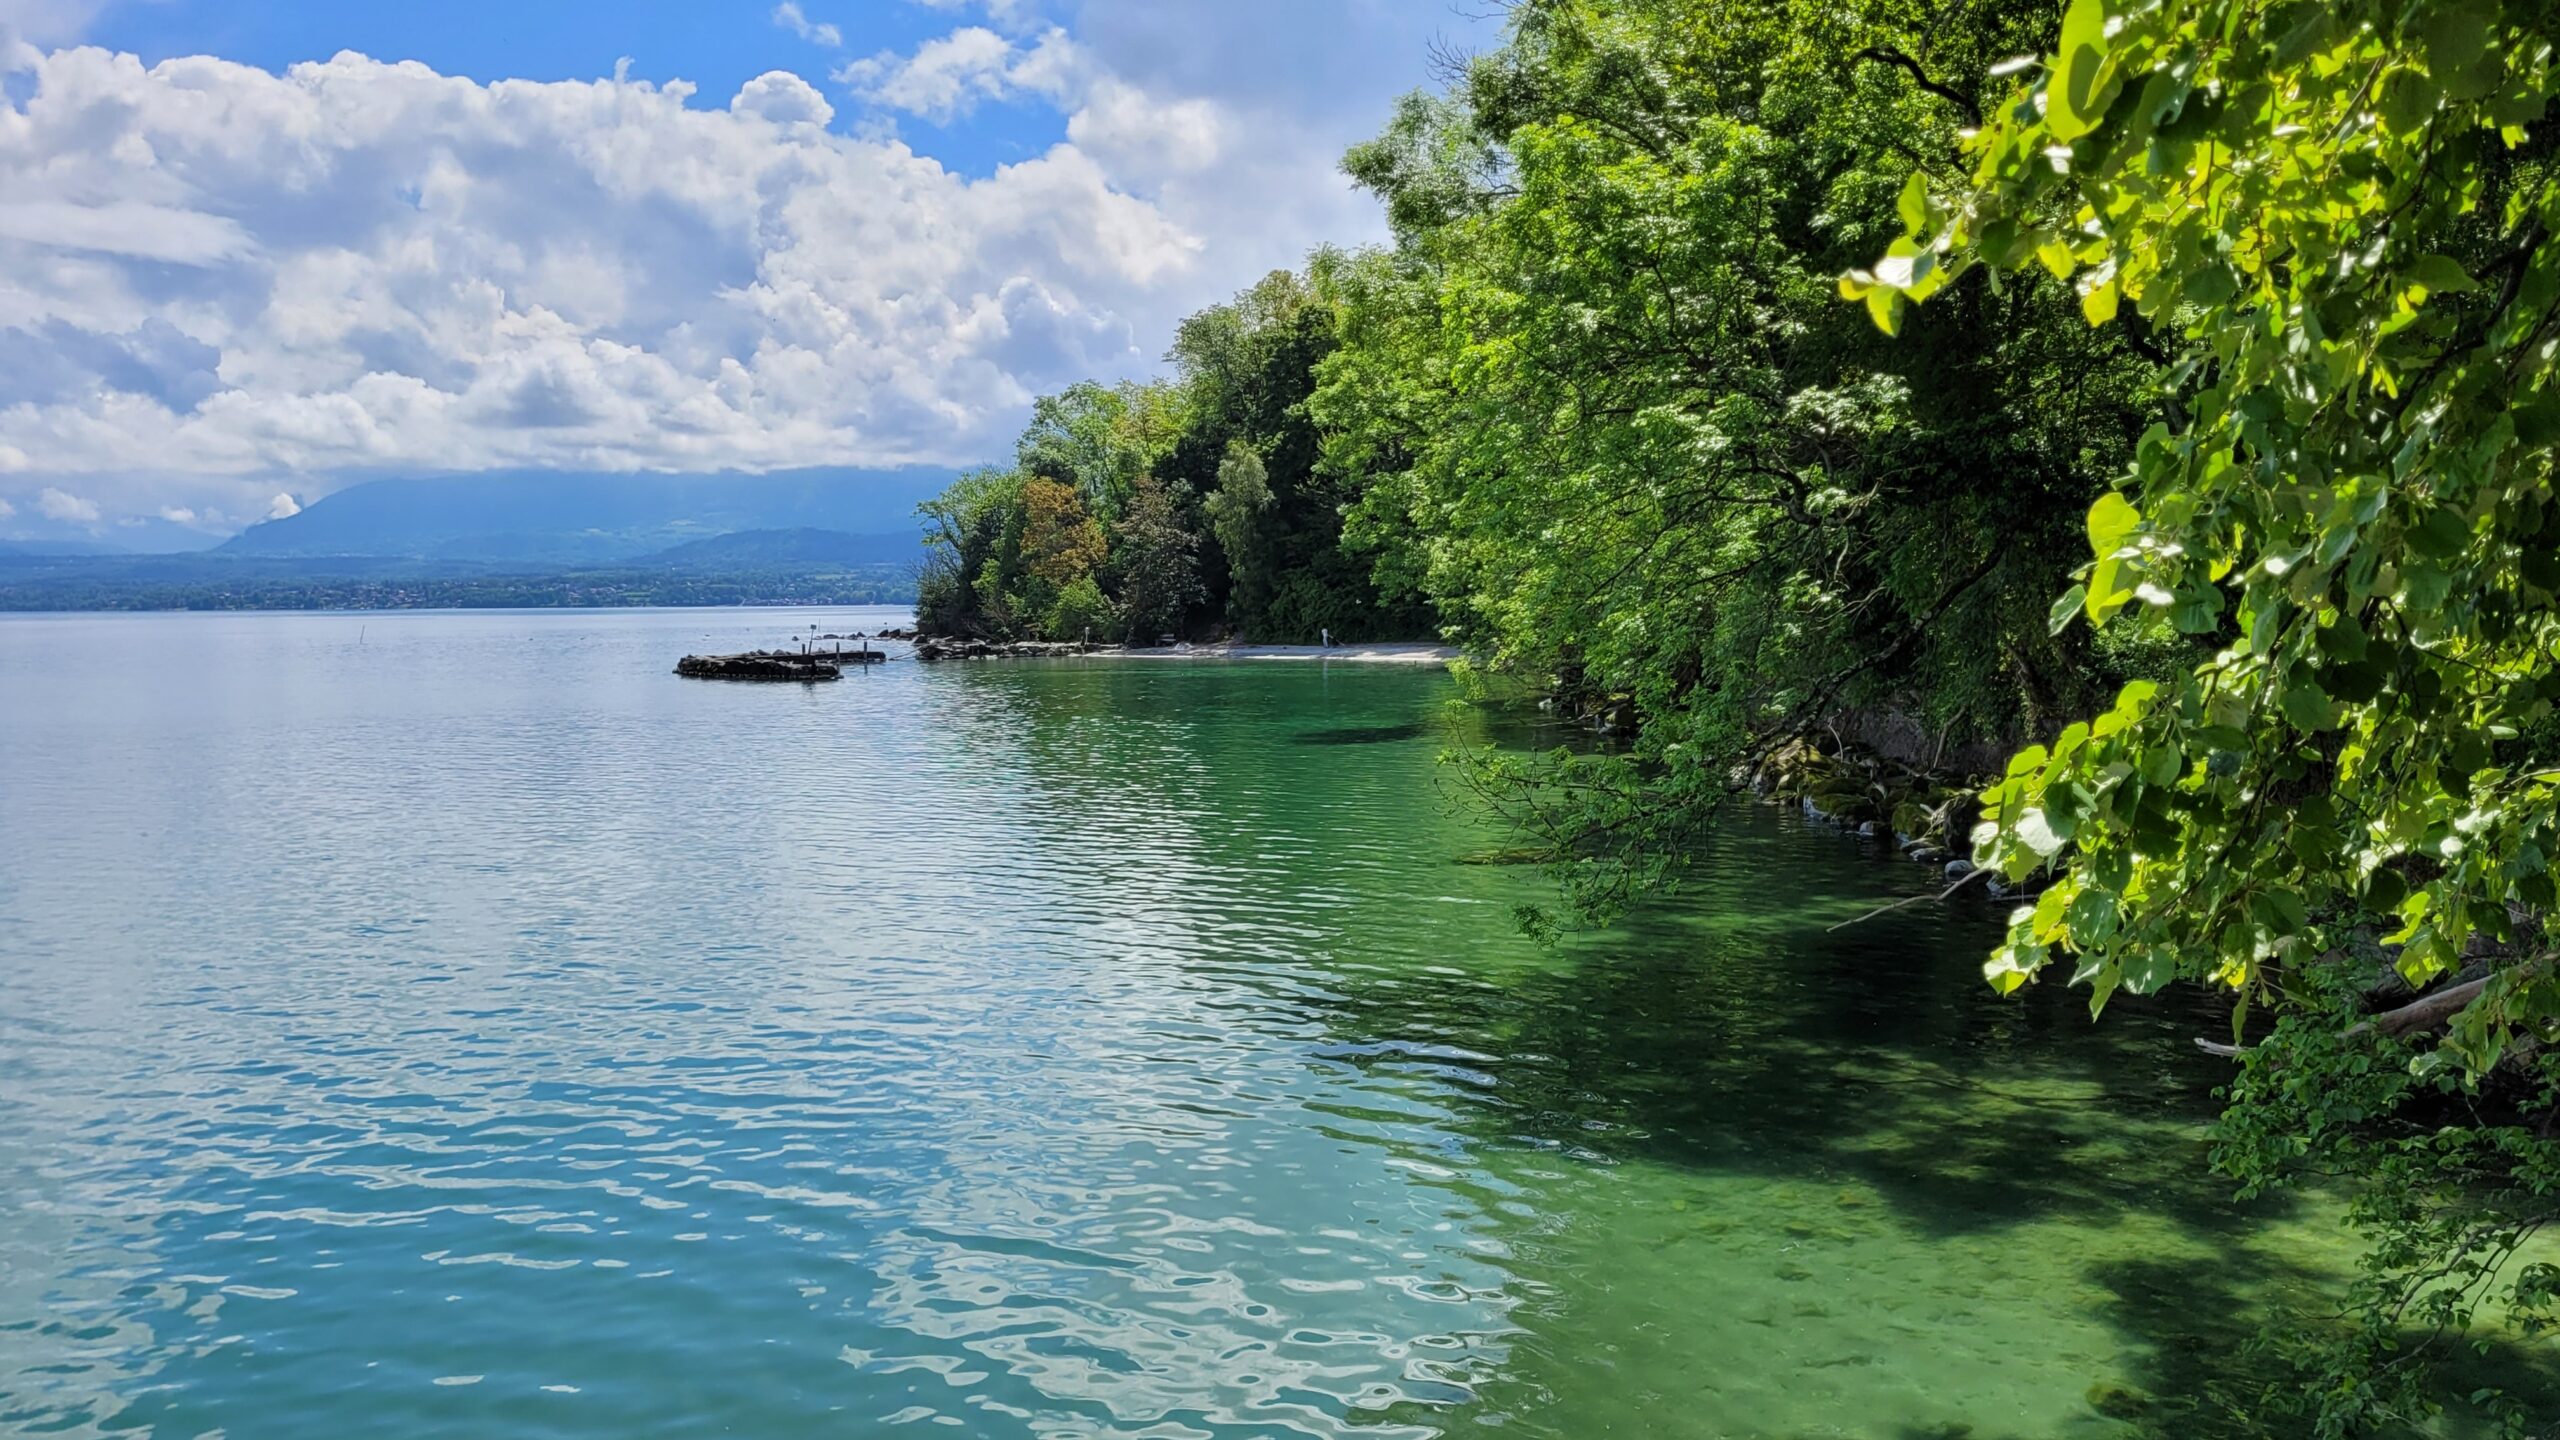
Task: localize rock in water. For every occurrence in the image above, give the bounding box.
[675,654,841,682]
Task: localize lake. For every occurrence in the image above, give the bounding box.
[0,608,2520,1437]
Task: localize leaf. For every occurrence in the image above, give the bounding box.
[2049,583,2088,634]
[1864,287,1903,336]
[2086,492,2141,555]
[2365,866,2409,912]
[2315,613,2369,662]
[2515,395,2560,449]
[2080,276,2120,326]
[2420,1,2499,100]
[2263,886,2308,932]
[2183,264,2239,305]
[1896,172,1929,234]
[2378,66,2439,133]
[2046,0,2112,141]
[2066,886,2121,946]
[2404,254,2477,296]
[2016,808,2066,858]
[2087,555,2134,621]
[2403,559,2453,612]
[2409,504,2471,558]
[2282,680,2335,733]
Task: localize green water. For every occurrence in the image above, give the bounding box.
[0,609,2546,1437]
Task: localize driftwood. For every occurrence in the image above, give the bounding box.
[1826,864,1995,932]
[2195,972,2508,1059]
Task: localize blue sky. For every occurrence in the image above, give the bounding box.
[84,0,1072,175]
[0,0,1496,544]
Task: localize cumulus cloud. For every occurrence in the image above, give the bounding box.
[770,3,841,49]
[0,48,1202,508]
[267,492,301,519]
[838,26,1022,122]
[731,69,834,127]
[0,3,1497,528]
[842,25,1225,179]
[37,487,100,523]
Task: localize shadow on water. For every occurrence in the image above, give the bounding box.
[1291,721,1433,746]
[923,663,2559,1436]
[1322,851,2560,1434]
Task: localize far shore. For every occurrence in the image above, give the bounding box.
[1111,642,1456,664]
[901,633,1461,666]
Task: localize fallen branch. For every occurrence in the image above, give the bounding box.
[2357,975,2492,1038]
[1829,863,1994,932]
[2197,973,2512,1061]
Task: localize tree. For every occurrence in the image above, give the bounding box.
[916,467,1025,637]
[1019,476,1107,591]
[1316,0,2160,921]
[1205,439,1274,625]
[1016,380,1186,521]
[1113,474,1204,644]
[1851,0,2560,1426]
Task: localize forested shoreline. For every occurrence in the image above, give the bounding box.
[917,0,2560,1430]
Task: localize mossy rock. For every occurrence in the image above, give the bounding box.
[2084,1379,2151,1419]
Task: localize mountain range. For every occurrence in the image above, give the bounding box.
[0,469,946,610]
[216,469,947,565]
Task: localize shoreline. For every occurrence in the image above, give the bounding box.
[912,637,1457,665]
[1114,642,1455,665]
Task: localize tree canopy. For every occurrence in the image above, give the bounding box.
[1843,0,2560,1427]
[915,266,1431,645]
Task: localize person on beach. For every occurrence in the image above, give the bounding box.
[1320,627,1333,649]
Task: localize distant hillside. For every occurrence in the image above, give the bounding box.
[0,548,918,611]
[0,537,131,557]
[632,528,923,570]
[219,469,949,564]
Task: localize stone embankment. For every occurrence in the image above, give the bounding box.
[914,637,1103,662]
[1741,736,2049,897]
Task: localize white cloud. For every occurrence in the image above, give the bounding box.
[0,497,14,518]
[0,3,1498,529]
[838,26,1020,122]
[731,69,834,127]
[770,3,841,49]
[267,491,300,519]
[158,504,196,523]
[843,26,1221,177]
[36,486,99,522]
[0,47,1202,511]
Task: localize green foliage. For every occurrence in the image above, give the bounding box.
[1858,0,2560,1051]
[1017,380,1187,521]
[916,265,1434,644]
[1316,0,2164,921]
[1849,0,2560,1424]
[2215,1012,2558,1437]
[1112,474,1203,644]
[1206,439,1274,622]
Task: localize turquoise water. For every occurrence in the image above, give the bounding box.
[0,609,2542,1437]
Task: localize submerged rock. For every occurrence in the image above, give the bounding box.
[2084,1380,2151,1419]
